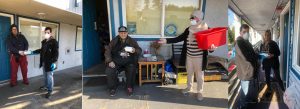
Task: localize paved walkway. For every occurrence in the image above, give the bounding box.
[83,77,228,109]
[0,66,82,109]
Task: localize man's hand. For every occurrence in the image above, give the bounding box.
[19,51,25,56]
[209,44,217,51]
[108,61,116,68]
[158,38,167,44]
[267,53,274,59]
[50,63,56,71]
[129,48,135,53]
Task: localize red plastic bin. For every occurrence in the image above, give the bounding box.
[194,27,227,50]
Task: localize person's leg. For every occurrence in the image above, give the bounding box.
[125,64,136,96]
[184,56,194,93]
[40,67,48,90]
[193,57,204,101]
[46,71,54,93]
[10,55,19,86]
[239,80,250,108]
[272,67,285,91]
[105,66,118,90]
[19,56,29,84]
[193,57,203,94]
[264,67,271,89]
[125,64,136,89]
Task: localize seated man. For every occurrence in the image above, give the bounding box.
[104,26,142,96]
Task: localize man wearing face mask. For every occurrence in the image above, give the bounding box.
[158,10,216,101]
[32,27,58,99]
[6,24,29,87]
[105,26,142,96]
[235,24,259,108]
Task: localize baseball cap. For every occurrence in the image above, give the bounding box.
[118,26,128,32]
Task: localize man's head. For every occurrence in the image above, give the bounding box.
[44,27,52,39]
[264,30,272,42]
[10,24,18,36]
[240,24,250,36]
[190,10,204,25]
[118,26,128,40]
[240,24,250,40]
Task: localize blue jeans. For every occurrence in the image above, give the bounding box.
[43,67,54,93]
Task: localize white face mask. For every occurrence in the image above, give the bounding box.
[242,33,250,40]
[190,20,197,25]
[45,33,51,39]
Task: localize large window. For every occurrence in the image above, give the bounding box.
[19,18,59,50]
[125,0,201,37]
[75,27,82,51]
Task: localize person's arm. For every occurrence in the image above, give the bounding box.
[166,27,189,44]
[269,41,280,57]
[104,39,115,64]
[6,37,19,54]
[236,37,257,62]
[131,39,142,56]
[22,34,29,50]
[50,40,59,63]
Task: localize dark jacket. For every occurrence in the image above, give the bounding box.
[33,38,59,72]
[166,27,209,70]
[235,37,259,80]
[6,33,28,55]
[260,40,280,69]
[105,35,142,65]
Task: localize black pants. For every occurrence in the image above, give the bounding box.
[264,66,285,91]
[105,63,136,90]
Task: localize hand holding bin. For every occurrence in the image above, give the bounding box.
[194,27,227,50]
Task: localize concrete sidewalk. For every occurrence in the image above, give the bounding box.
[83,77,228,109]
[0,66,82,109]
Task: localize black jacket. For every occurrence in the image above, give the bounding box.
[166,27,209,70]
[33,38,59,72]
[6,33,28,55]
[105,35,142,65]
[260,40,280,69]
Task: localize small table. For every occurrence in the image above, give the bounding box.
[138,56,165,86]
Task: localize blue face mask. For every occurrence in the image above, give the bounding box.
[190,20,197,25]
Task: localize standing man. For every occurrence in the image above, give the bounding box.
[6,24,29,87]
[33,27,59,98]
[235,24,259,108]
[105,26,142,96]
[159,10,215,101]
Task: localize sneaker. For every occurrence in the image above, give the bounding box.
[109,89,116,97]
[127,88,133,96]
[39,86,48,91]
[197,93,204,101]
[45,92,52,99]
[181,88,191,94]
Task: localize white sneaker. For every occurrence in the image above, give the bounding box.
[181,88,191,94]
[197,93,204,101]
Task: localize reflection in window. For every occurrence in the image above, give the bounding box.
[76,27,82,51]
[19,19,41,50]
[164,0,200,37]
[19,18,59,50]
[126,0,162,35]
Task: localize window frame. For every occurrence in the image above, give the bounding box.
[18,17,60,52]
[292,0,300,72]
[75,26,82,51]
[122,0,202,38]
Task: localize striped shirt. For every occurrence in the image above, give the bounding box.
[187,34,204,57]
